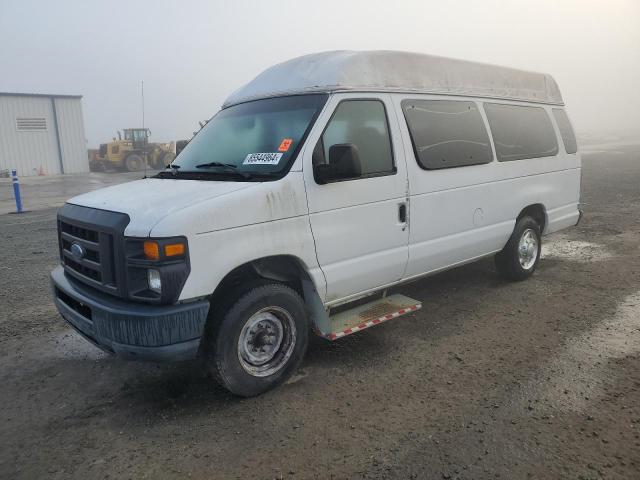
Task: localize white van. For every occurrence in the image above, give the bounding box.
[51,51,581,396]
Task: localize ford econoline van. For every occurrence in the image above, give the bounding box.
[51,51,581,396]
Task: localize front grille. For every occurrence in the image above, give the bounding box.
[57,204,129,298]
[63,256,102,281]
[59,219,114,288]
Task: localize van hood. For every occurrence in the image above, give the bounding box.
[67,178,256,236]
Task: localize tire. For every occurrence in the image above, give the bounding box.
[124,154,144,172]
[89,160,104,172]
[207,283,309,397]
[495,216,542,281]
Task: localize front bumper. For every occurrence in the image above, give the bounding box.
[50,266,210,361]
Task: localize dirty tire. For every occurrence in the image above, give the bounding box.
[495,216,542,281]
[208,283,308,397]
[124,154,144,172]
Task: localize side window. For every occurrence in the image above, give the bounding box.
[313,99,394,182]
[552,108,578,154]
[484,103,559,162]
[401,99,493,170]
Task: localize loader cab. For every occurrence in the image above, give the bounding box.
[123,128,149,148]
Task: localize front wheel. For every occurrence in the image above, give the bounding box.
[495,216,542,281]
[207,283,309,397]
[124,154,144,172]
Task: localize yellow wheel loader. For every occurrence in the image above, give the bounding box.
[91,128,175,172]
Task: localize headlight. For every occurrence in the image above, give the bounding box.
[124,236,190,304]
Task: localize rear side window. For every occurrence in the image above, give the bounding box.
[402,99,493,170]
[484,103,558,162]
[552,108,578,154]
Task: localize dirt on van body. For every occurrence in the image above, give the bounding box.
[1,144,640,479]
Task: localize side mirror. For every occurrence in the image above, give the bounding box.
[314,143,362,184]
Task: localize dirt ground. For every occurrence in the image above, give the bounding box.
[1,144,639,480]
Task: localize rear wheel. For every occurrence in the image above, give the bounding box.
[495,216,542,281]
[207,283,308,397]
[124,154,144,172]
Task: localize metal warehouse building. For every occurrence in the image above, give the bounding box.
[0,92,88,176]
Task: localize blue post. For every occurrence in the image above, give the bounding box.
[11,169,23,213]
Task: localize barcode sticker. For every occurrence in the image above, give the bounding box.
[243,152,283,165]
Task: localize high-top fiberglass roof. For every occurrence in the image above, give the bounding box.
[223,50,563,108]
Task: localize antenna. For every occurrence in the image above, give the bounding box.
[142,80,147,178]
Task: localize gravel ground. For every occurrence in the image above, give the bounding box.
[1,144,639,479]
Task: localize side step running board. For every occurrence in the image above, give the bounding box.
[323,294,421,341]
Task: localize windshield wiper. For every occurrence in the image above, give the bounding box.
[194,162,257,179]
[195,162,237,169]
[155,162,278,181]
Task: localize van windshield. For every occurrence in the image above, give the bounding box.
[166,94,328,180]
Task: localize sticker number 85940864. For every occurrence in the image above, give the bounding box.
[243,152,283,165]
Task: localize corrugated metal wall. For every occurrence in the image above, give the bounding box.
[54,98,88,174]
[0,96,61,176]
[0,94,88,176]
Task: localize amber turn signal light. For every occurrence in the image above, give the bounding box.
[164,243,185,257]
[143,241,160,260]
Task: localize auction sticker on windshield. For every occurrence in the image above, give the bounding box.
[278,138,293,152]
[243,152,283,165]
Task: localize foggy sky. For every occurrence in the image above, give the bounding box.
[1,0,639,147]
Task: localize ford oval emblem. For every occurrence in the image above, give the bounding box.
[70,242,86,260]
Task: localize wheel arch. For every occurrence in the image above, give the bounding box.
[209,255,329,335]
[517,203,548,234]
